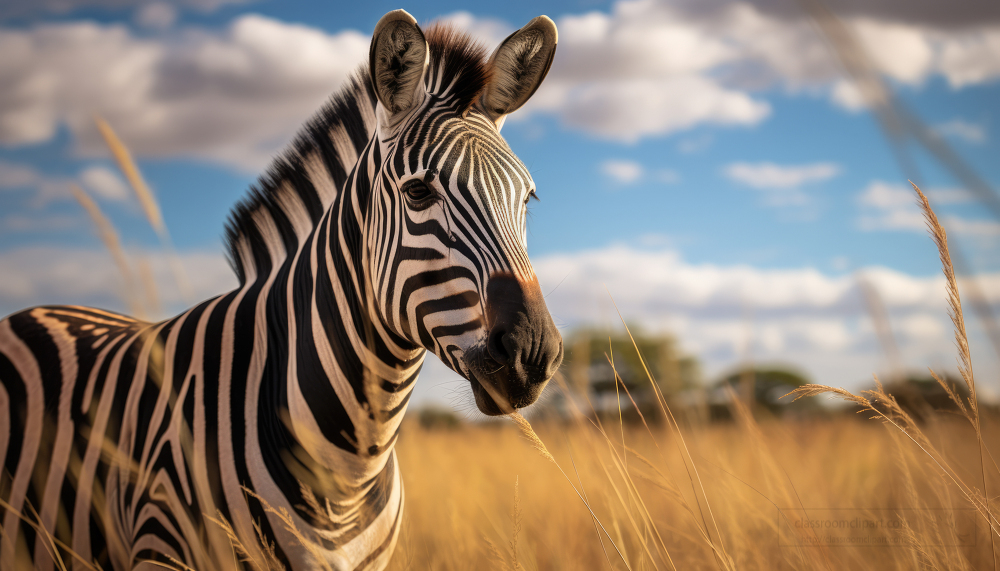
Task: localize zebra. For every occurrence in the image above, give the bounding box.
[0,10,563,571]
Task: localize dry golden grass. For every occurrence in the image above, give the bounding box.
[389,412,999,571]
[95,115,192,302]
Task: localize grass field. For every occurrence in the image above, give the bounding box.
[390,410,999,570]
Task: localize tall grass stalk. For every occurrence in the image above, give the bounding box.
[607,293,733,570]
[69,183,145,319]
[787,182,999,563]
[507,412,635,570]
[95,115,192,303]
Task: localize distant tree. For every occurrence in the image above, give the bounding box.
[560,328,702,422]
[415,406,462,430]
[867,373,971,423]
[710,365,818,420]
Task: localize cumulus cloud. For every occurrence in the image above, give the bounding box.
[0,159,134,205]
[600,159,680,186]
[543,76,771,142]
[0,160,75,204]
[531,244,998,387]
[1,1,999,168]
[857,181,926,231]
[515,0,1000,139]
[937,28,1000,87]
[79,165,129,201]
[934,118,987,144]
[534,245,968,318]
[0,16,368,171]
[724,161,839,208]
[601,159,644,185]
[514,2,774,140]
[856,180,998,236]
[725,162,840,189]
[1,241,994,391]
[0,246,237,318]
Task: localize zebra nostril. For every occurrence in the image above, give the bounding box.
[487,326,511,364]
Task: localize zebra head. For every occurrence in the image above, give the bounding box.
[366,11,563,416]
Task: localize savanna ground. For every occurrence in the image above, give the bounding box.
[389,409,999,570]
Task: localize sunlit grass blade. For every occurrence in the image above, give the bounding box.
[70,183,145,319]
[94,115,192,304]
[507,412,634,571]
[605,289,733,570]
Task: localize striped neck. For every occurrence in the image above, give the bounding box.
[273,130,423,485]
[223,127,421,568]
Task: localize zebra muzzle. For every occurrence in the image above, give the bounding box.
[467,273,563,415]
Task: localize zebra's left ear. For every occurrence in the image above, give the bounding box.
[481,16,558,127]
[370,10,429,125]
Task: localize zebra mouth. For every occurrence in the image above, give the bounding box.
[469,373,508,416]
[465,348,515,416]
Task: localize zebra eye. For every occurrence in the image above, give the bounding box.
[402,180,435,206]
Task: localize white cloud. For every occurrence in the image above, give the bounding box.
[724,161,839,209]
[79,165,129,201]
[851,19,935,85]
[554,77,771,142]
[857,180,915,209]
[0,16,368,171]
[517,1,1000,140]
[1,3,999,168]
[0,160,75,205]
[934,118,987,144]
[942,215,1000,236]
[600,160,679,186]
[531,244,998,388]
[601,159,644,184]
[725,162,840,189]
[895,313,946,341]
[830,79,868,112]
[2,241,993,395]
[0,159,134,205]
[0,246,237,318]
[856,180,1000,237]
[937,28,1000,88]
[653,168,680,184]
[857,181,928,231]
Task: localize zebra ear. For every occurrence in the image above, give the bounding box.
[369,10,429,120]
[481,16,558,124]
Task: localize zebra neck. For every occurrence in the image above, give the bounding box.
[272,143,421,491]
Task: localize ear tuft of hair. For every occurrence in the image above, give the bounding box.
[423,23,493,114]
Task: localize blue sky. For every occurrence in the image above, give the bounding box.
[1,0,998,408]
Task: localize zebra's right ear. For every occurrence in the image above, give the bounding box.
[370,10,429,123]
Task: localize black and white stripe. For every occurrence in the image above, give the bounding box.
[1,11,561,571]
